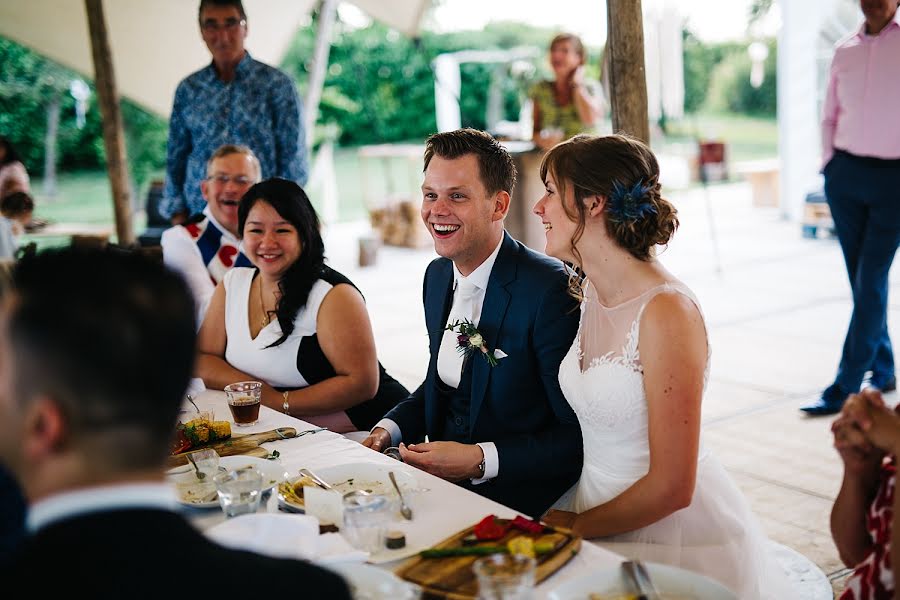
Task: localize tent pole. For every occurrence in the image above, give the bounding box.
[84,0,134,245]
[606,0,650,144]
[304,0,338,147]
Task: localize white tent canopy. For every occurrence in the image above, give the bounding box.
[0,0,429,117]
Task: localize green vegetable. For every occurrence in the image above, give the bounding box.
[419,541,555,559]
[420,546,507,558]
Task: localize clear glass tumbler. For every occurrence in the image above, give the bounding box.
[342,493,391,554]
[213,467,263,518]
[472,553,536,600]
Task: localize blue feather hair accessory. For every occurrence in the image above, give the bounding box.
[606,179,657,224]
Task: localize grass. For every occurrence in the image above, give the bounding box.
[661,111,779,163]
[25,112,778,249]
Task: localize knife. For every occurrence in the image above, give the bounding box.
[622,560,660,600]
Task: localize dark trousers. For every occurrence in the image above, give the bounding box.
[824,150,900,392]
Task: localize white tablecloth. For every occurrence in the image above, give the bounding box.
[185,390,622,597]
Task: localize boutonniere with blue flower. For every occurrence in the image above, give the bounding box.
[445,319,502,367]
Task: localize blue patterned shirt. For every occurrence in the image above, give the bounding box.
[163,52,308,218]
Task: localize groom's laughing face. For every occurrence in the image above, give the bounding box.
[421,153,506,275]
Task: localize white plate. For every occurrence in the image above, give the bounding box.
[546,561,737,600]
[277,462,424,563]
[169,455,288,508]
[326,563,420,600]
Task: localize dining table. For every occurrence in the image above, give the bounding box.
[182,388,624,598]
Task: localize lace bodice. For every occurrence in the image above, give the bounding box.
[559,280,708,490]
[556,280,795,599]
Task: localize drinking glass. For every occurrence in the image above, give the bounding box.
[472,554,536,600]
[224,381,262,426]
[214,468,263,518]
[342,493,391,554]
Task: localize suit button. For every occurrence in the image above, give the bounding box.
[454,416,463,427]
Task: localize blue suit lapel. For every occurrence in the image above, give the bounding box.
[469,233,517,429]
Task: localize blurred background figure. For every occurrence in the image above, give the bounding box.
[0,246,351,596]
[0,192,34,260]
[162,144,261,324]
[196,178,408,434]
[162,0,307,225]
[801,0,900,415]
[529,33,605,151]
[0,137,30,201]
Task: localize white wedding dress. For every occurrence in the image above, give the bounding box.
[555,280,793,599]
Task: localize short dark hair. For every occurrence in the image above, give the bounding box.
[198,0,246,21]
[238,178,325,348]
[9,246,196,469]
[1,191,34,219]
[0,137,22,166]
[423,129,517,196]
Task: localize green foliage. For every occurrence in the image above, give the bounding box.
[0,37,167,190]
[705,39,777,116]
[282,20,565,146]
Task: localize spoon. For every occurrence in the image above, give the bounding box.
[186,453,205,480]
[389,471,413,520]
[186,394,200,413]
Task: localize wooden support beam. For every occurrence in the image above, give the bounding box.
[606,0,650,144]
[84,0,134,245]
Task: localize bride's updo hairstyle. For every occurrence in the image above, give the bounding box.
[540,134,679,263]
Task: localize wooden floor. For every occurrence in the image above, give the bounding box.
[322,181,899,598]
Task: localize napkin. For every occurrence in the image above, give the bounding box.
[205,513,366,563]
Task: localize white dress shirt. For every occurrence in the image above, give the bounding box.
[375,236,504,483]
[27,482,178,533]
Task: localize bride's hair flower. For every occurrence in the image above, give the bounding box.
[607,178,656,224]
[445,319,499,367]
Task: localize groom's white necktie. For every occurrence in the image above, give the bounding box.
[437,276,479,389]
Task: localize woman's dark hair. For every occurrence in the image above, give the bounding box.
[237,178,325,348]
[0,137,22,166]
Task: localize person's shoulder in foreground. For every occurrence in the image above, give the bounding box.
[0,245,350,597]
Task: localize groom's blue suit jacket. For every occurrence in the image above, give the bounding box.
[385,232,583,517]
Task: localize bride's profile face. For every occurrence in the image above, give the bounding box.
[533,172,580,264]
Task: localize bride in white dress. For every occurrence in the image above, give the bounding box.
[533,134,793,599]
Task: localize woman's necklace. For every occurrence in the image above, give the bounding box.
[257,278,270,326]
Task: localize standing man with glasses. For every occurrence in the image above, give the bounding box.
[162,144,261,324]
[162,0,308,225]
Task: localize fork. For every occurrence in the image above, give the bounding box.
[296,427,327,438]
[298,467,333,490]
[622,560,659,600]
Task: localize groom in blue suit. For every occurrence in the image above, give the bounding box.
[364,129,582,517]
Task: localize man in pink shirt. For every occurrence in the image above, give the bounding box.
[802,0,900,415]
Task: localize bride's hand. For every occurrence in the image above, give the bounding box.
[541,509,578,531]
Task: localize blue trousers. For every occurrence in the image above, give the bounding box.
[824,150,900,392]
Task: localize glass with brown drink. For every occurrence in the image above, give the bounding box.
[224,381,262,426]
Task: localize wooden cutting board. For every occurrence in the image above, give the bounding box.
[394,518,581,599]
[167,427,297,468]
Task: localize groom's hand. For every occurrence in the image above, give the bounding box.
[399,441,483,482]
[361,427,392,452]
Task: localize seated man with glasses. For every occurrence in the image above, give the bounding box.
[162,144,261,323]
[162,0,308,224]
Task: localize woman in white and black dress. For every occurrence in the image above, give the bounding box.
[196,178,407,433]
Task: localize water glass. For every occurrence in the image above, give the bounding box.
[472,554,536,600]
[342,493,391,554]
[224,380,262,426]
[214,468,263,518]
